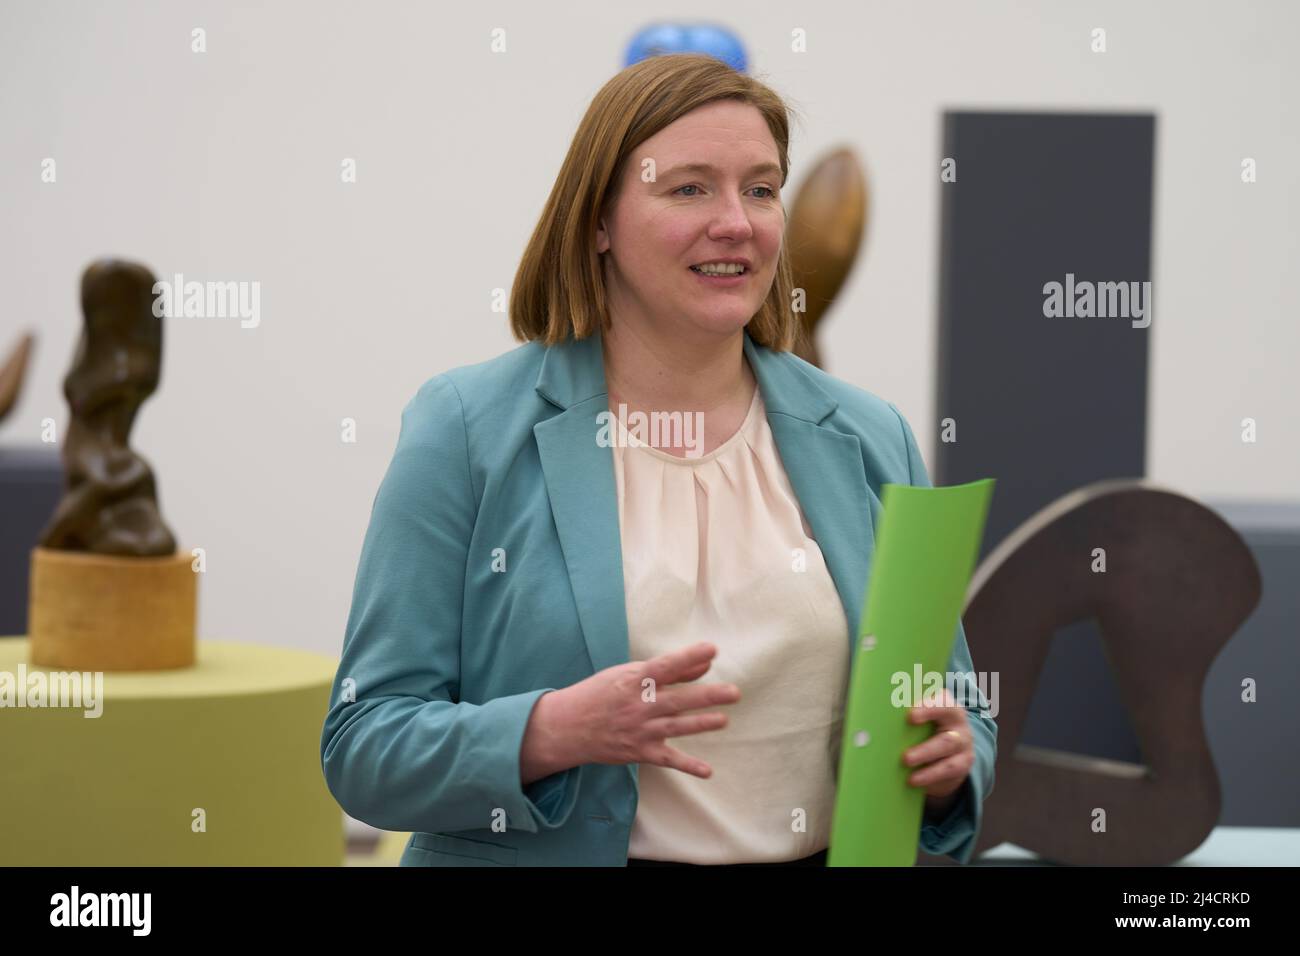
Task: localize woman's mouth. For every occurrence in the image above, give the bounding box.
[689,262,749,285]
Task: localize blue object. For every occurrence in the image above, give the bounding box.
[624,23,747,72]
[319,329,996,866]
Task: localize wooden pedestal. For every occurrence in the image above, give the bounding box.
[28,547,197,670]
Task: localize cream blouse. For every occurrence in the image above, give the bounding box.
[610,382,851,864]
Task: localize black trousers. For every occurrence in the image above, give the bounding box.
[627,849,828,867]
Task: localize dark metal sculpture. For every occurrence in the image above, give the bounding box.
[38,259,176,557]
[963,479,1261,865]
[0,331,35,425]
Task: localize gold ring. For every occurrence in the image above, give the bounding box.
[945,730,962,742]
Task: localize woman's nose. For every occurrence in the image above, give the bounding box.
[707,197,755,240]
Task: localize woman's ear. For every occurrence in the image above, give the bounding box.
[596,187,619,254]
[595,210,610,254]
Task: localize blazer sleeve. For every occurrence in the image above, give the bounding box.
[890,403,998,865]
[319,374,583,835]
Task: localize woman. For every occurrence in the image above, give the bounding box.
[320,53,996,867]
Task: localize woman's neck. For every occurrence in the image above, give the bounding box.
[601,319,754,415]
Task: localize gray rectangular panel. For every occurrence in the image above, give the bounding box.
[935,111,1155,558]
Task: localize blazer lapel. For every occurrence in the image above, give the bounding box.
[533,329,877,688]
[533,333,632,677]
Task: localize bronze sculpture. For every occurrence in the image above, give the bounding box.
[786,147,868,368]
[38,259,176,556]
[28,258,194,671]
[0,331,35,426]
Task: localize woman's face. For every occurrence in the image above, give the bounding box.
[596,99,785,343]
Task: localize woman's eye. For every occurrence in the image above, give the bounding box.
[673,184,778,199]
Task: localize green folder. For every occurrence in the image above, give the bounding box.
[828,478,994,866]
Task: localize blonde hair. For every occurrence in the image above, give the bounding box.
[510,53,803,351]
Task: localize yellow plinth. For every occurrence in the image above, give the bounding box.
[0,637,344,865]
[29,547,197,671]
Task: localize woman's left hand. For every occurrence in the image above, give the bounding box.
[903,688,974,804]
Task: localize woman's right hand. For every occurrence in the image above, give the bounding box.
[522,642,741,782]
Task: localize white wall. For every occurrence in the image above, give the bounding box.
[2,0,1296,660]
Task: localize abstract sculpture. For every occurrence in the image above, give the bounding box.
[786,147,868,368]
[29,258,196,671]
[0,331,35,426]
[38,260,176,556]
[960,480,1262,865]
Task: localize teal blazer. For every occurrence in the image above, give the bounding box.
[320,329,997,866]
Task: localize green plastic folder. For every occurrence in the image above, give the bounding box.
[828,478,994,866]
